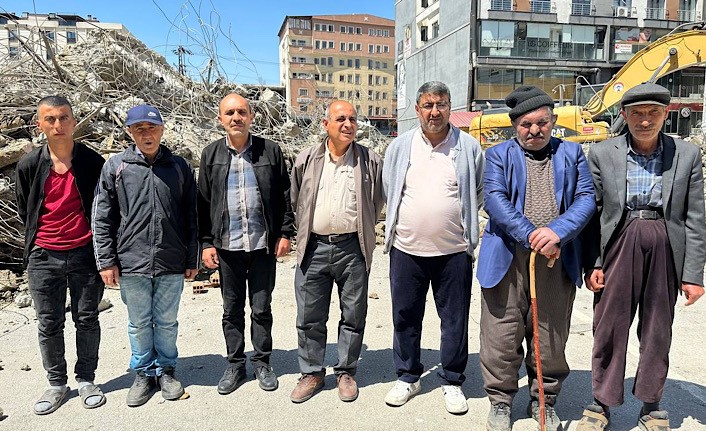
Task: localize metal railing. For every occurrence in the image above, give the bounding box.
[645,8,666,19]
[677,9,695,21]
[530,0,553,13]
[571,2,592,15]
[490,0,512,11]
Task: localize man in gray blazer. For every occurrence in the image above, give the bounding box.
[578,83,705,431]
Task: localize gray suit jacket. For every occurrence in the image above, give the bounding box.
[584,132,706,286]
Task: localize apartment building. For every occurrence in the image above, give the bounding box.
[0,12,130,60]
[278,14,396,132]
[395,0,705,135]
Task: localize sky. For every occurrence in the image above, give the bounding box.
[1,0,395,85]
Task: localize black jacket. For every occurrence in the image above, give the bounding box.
[198,135,294,252]
[15,142,104,266]
[92,144,198,276]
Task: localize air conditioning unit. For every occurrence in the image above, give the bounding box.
[615,6,630,17]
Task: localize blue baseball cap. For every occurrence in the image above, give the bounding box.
[125,104,163,126]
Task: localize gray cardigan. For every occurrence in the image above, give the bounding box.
[382,126,485,257]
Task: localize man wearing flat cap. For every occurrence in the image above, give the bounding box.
[477,86,595,431]
[577,83,705,431]
[92,104,198,407]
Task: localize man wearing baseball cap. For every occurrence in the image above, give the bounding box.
[477,86,595,431]
[92,104,198,407]
[578,83,705,430]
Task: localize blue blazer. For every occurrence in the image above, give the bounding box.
[476,137,596,288]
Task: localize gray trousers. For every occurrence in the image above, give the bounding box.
[294,235,368,376]
[480,246,575,406]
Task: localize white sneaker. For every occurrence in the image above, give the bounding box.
[441,385,468,414]
[384,380,421,406]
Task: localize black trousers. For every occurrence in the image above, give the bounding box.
[592,218,678,406]
[27,243,104,386]
[389,247,472,386]
[217,248,276,369]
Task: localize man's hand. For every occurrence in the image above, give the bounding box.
[274,237,291,258]
[202,247,219,269]
[681,283,704,306]
[585,268,605,292]
[184,268,198,280]
[529,227,561,258]
[100,265,120,287]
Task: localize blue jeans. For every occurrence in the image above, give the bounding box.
[119,274,184,376]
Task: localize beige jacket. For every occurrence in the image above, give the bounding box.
[290,139,384,270]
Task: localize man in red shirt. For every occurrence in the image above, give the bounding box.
[16,96,106,415]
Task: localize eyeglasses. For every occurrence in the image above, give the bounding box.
[419,102,450,112]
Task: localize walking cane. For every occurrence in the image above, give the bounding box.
[529,250,556,431]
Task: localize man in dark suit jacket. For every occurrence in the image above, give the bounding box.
[578,83,705,431]
[477,86,595,431]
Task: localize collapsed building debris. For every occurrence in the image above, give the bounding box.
[0,27,392,271]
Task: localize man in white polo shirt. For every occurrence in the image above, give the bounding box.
[382,81,484,414]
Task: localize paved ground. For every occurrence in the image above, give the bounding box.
[1,249,705,431]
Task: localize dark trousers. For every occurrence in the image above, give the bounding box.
[389,247,472,386]
[294,235,368,376]
[479,246,575,406]
[27,243,104,386]
[592,218,678,406]
[217,248,276,369]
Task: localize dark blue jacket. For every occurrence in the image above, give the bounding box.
[476,137,595,288]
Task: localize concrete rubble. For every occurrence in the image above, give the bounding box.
[0,27,392,273]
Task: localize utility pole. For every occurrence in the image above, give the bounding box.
[173,45,192,76]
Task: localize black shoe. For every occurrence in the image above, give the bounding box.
[527,400,563,431]
[126,373,156,407]
[254,365,279,391]
[158,369,185,400]
[487,402,512,431]
[217,365,246,395]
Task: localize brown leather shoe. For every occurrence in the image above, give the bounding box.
[290,374,324,403]
[337,373,358,402]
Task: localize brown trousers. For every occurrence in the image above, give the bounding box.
[592,218,678,406]
[480,246,576,406]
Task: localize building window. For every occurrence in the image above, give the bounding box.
[368,59,373,69]
[315,40,321,49]
[341,42,346,51]
[355,59,360,69]
[384,30,390,37]
[315,23,321,31]
[328,24,334,32]
[369,75,374,85]
[369,44,374,53]
[490,0,513,11]
[375,76,381,85]
[328,57,333,66]
[339,75,345,82]
[339,91,345,98]
[46,31,55,41]
[382,108,387,115]
[348,42,354,51]
[369,28,375,36]
[356,27,362,34]
[348,26,354,34]
[432,22,439,39]
[347,59,353,67]
[382,62,388,69]
[347,74,353,83]
[8,46,19,58]
[314,58,320,65]
[368,106,374,116]
[355,74,360,84]
[571,0,593,15]
[368,89,374,100]
[356,43,362,51]
[339,59,345,66]
[341,25,346,33]
[8,30,18,41]
[383,45,390,53]
[375,107,380,115]
[377,29,383,37]
[422,0,429,7]
[375,61,381,69]
[299,88,309,96]
[383,77,388,85]
[382,92,387,100]
[66,31,77,44]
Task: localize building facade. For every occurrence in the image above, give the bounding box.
[0,12,130,61]
[395,0,705,135]
[278,14,396,133]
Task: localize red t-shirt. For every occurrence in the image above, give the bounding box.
[35,168,93,250]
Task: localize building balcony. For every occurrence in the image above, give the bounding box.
[490,0,513,11]
[677,9,697,21]
[645,7,666,20]
[297,97,312,104]
[571,2,593,15]
[530,0,554,13]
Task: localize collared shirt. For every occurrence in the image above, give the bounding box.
[311,141,357,235]
[393,127,466,256]
[626,134,663,210]
[221,135,267,251]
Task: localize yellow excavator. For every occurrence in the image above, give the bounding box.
[469,22,706,147]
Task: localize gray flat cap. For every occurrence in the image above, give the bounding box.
[621,82,671,107]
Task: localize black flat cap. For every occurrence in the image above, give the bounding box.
[621,82,671,107]
[505,86,554,121]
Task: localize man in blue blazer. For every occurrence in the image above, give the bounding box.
[476,86,595,431]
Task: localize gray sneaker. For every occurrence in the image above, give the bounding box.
[126,373,156,407]
[528,400,563,431]
[158,370,185,400]
[486,402,512,431]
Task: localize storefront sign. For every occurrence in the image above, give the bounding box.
[614,43,632,54]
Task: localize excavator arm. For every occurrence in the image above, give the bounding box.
[583,24,706,118]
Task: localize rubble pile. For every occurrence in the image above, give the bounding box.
[0,27,391,271]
